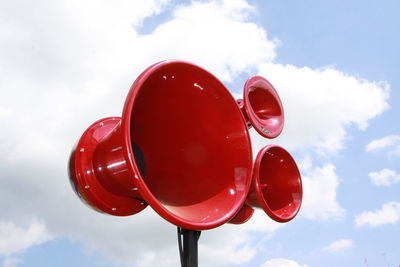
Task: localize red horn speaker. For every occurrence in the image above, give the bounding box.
[230,145,302,224]
[236,76,284,138]
[69,60,254,230]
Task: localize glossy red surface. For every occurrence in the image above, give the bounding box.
[68,60,253,230]
[122,60,253,230]
[68,117,147,216]
[236,99,251,129]
[93,120,141,199]
[242,76,284,138]
[246,145,302,222]
[229,203,254,224]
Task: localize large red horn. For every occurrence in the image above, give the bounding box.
[68,60,253,230]
[230,145,302,224]
[237,76,284,138]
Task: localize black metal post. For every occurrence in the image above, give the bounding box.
[177,227,201,267]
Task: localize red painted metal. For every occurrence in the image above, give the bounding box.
[229,203,254,224]
[229,145,302,224]
[68,117,147,216]
[246,145,302,222]
[238,76,284,138]
[68,60,253,230]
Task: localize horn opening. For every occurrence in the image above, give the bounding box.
[243,76,284,138]
[122,60,253,230]
[248,145,302,222]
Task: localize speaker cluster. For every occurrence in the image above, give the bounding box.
[68,60,302,230]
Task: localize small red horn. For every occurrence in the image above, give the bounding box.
[231,145,302,223]
[69,60,254,230]
[237,76,284,138]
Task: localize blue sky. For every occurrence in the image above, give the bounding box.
[0,0,399,266]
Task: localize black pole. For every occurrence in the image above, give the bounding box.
[177,227,201,267]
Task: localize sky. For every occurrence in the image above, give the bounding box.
[0,0,399,266]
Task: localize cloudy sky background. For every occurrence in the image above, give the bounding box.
[0,0,399,266]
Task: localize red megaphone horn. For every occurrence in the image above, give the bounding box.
[68,60,254,230]
[230,145,302,224]
[236,76,284,138]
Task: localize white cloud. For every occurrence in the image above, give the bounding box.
[240,209,283,232]
[137,0,278,82]
[355,201,400,227]
[70,209,281,267]
[189,211,282,267]
[0,1,281,266]
[297,154,313,172]
[0,107,11,118]
[0,220,52,256]
[260,258,309,267]
[322,239,353,253]
[366,135,400,152]
[299,163,345,220]
[246,56,389,224]
[255,63,389,154]
[247,62,389,224]
[365,134,400,158]
[0,0,392,265]
[201,245,255,266]
[369,168,400,186]
[2,257,22,267]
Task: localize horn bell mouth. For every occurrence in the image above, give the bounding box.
[122,60,253,230]
[244,76,284,138]
[253,145,302,222]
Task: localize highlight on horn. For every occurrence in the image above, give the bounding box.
[68,60,254,230]
[68,117,147,216]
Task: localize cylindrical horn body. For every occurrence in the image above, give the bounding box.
[68,117,147,216]
[69,60,254,230]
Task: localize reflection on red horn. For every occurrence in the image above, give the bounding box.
[231,145,302,224]
[237,76,284,138]
[68,60,253,230]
